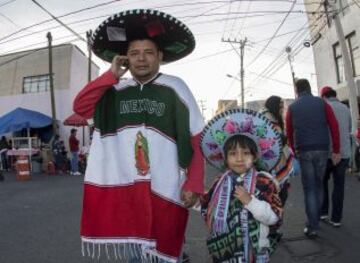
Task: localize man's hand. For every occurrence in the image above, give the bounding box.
[332,153,341,165]
[234,185,252,205]
[181,190,199,208]
[111,55,129,79]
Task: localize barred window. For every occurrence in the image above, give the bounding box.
[23,74,53,93]
[333,32,359,83]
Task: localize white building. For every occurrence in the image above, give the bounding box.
[304,0,360,101]
[0,43,99,146]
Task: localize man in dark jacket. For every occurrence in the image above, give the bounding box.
[285,78,340,238]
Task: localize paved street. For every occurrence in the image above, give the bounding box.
[0,166,360,263]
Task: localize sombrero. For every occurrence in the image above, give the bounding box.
[90,9,195,63]
[200,108,282,172]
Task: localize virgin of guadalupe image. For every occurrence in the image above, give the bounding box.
[135,131,150,176]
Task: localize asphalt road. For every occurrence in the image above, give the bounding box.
[1,166,360,263]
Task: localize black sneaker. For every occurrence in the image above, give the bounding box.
[182,252,190,263]
[304,227,318,239]
[320,215,328,221]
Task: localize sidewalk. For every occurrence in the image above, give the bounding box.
[185,167,360,262]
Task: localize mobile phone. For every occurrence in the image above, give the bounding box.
[122,59,129,69]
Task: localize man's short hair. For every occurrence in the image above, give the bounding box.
[70,128,77,134]
[295,78,311,94]
[126,34,162,53]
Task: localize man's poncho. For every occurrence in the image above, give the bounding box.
[78,72,204,262]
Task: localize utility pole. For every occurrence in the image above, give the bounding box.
[47,32,57,135]
[222,37,247,107]
[86,30,93,83]
[285,46,296,97]
[327,0,359,134]
[198,100,207,120]
[83,30,93,147]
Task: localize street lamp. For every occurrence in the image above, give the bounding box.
[226,74,244,107]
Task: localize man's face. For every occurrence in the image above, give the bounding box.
[126,39,163,83]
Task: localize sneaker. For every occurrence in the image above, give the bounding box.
[329,220,341,228]
[320,215,328,221]
[74,172,82,176]
[182,252,190,263]
[304,227,318,239]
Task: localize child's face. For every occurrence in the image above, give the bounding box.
[226,145,255,174]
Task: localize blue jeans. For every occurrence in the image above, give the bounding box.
[321,158,349,223]
[70,151,78,173]
[298,150,328,231]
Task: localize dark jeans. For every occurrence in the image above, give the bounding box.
[298,150,328,231]
[355,146,360,171]
[321,158,349,223]
[0,151,8,170]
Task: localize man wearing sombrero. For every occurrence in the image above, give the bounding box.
[73,9,205,262]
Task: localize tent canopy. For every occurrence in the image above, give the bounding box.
[63,113,88,127]
[0,107,53,135]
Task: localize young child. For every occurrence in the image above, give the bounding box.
[200,108,283,263]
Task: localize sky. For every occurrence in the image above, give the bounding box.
[0,0,318,120]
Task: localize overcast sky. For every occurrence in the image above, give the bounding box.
[0,0,318,119]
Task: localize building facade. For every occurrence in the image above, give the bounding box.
[304,0,360,101]
[215,99,238,115]
[0,44,99,147]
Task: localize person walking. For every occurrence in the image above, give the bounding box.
[0,136,9,171]
[320,86,352,227]
[261,96,297,205]
[69,129,80,176]
[285,78,340,238]
[73,9,204,262]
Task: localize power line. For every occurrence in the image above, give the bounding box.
[0,0,121,42]
[0,0,16,8]
[31,0,86,42]
[245,0,297,68]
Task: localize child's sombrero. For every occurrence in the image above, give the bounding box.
[90,9,195,63]
[200,108,282,171]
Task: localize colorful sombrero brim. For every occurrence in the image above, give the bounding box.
[200,108,282,172]
[91,9,195,63]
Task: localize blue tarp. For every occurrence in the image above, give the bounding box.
[0,107,53,135]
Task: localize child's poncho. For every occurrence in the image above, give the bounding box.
[201,168,283,263]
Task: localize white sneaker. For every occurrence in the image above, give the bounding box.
[320,215,328,221]
[329,220,341,227]
[75,172,82,176]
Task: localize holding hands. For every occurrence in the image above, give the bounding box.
[181,190,199,208]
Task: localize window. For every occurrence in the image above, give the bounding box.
[23,74,53,93]
[333,32,360,83]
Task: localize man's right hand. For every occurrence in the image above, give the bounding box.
[111,55,129,79]
[332,153,341,165]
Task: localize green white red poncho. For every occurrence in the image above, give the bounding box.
[74,70,205,262]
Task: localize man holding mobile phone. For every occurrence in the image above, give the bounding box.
[74,9,204,263]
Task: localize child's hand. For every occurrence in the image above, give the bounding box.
[181,190,199,208]
[234,186,252,205]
